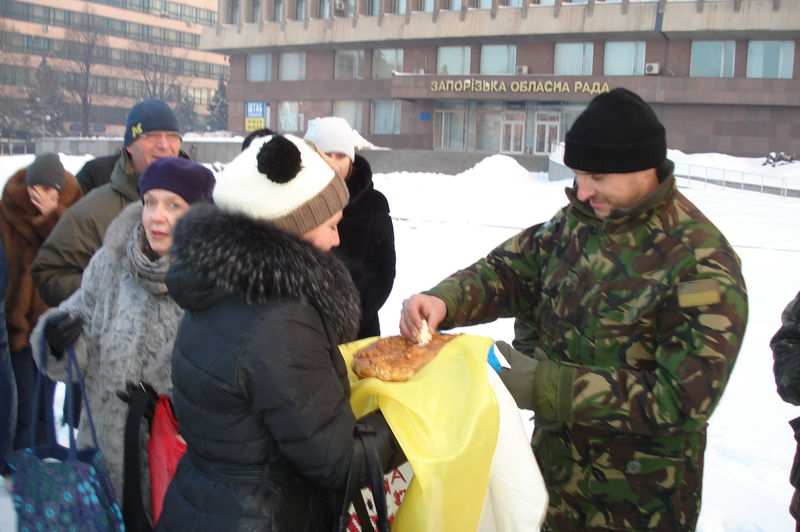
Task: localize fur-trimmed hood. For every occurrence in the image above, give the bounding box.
[167,204,361,343]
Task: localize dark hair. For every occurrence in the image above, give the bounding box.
[241,128,275,151]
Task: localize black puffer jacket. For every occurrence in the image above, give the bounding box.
[335,155,396,339]
[156,205,402,532]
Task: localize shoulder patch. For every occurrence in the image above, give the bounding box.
[677,278,721,308]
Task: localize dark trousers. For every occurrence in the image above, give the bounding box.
[10,346,56,449]
[0,344,16,471]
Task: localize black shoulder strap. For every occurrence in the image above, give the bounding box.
[120,381,158,532]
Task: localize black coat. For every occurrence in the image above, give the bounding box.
[334,155,396,339]
[75,153,118,194]
[0,241,16,469]
[156,205,402,532]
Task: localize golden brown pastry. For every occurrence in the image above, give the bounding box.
[352,332,460,382]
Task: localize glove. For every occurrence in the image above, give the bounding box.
[495,340,539,411]
[43,311,84,358]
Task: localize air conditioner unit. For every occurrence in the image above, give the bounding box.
[334,0,346,11]
[42,24,49,32]
[515,65,529,75]
[645,62,661,75]
[413,68,425,74]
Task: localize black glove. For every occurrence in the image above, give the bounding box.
[43,311,84,358]
[496,340,540,411]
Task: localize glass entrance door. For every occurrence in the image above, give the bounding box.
[534,111,561,155]
[500,112,524,154]
[434,110,466,151]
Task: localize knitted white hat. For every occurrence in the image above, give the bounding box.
[304,116,355,161]
[213,134,349,236]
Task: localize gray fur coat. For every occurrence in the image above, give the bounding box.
[31,202,184,501]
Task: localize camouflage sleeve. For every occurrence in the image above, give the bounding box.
[425,223,545,330]
[539,247,749,435]
[771,290,800,405]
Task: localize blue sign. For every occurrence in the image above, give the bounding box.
[420,112,432,122]
[246,101,265,118]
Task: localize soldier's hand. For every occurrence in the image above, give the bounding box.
[496,340,539,411]
[399,294,446,343]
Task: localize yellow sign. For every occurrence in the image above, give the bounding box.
[245,117,265,132]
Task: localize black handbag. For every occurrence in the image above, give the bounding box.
[336,421,391,532]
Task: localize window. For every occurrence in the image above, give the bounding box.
[334,101,363,131]
[604,42,645,76]
[246,54,271,82]
[279,52,306,80]
[371,100,400,134]
[319,0,331,18]
[230,0,240,23]
[690,41,734,78]
[274,0,284,21]
[480,45,516,75]
[747,41,794,79]
[438,46,471,75]
[297,0,307,19]
[368,0,380,15]
[279,101,303,132]
[554,43,593,75]
[335,50,365,80]
[373,49,403,79]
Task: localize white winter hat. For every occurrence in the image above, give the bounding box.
[213,134,349,236]
[304,116,356,161]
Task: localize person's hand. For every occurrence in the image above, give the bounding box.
[43,311,83,356]
[495,340,539,411]
[27,185,59,216]
[399,294,446,343]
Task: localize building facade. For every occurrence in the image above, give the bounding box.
[205,0,799,158]
[0,0,227,138]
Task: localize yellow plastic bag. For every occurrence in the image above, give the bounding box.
[339,334,499,532]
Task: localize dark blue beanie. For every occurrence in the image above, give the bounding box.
[125,98,181,147]
[139,157,215,205]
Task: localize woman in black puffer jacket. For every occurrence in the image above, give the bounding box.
[156,134,403,532]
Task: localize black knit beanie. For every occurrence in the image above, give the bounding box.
[564,88,666,173]
[25,152,65,190]
[139,157,216,205]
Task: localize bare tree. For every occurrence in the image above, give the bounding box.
[63,2,107,136]
[127,39,185,102]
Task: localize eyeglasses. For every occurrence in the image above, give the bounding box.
[138,131,182,142]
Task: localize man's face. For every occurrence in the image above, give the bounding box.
[126,131,182,172]
[573,168,659,220]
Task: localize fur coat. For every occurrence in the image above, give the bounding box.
[0,166,81,351]
[31,202,184,501]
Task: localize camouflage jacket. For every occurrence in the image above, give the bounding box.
[772,290,800,405]
[427,165,748,437]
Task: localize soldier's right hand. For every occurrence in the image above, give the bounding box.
[43,311,84,358]
[399,294,446,343]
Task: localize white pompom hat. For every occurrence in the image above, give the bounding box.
[304,116,356,161]
[213,134,349,236]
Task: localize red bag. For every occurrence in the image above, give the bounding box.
[148,395,186,525]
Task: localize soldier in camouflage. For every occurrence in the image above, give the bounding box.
[771,290,800,529]
[399,88,748,531]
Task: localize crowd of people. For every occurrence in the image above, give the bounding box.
[0,87,798,531]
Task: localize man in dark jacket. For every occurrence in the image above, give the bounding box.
[32,98,186,307]
[305,116,396,338]
[400,88,748,530]
[771,290,800,529]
